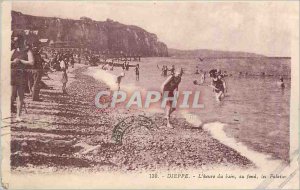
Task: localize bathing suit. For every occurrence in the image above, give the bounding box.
[11,49,28,86]
[212,78,224,93]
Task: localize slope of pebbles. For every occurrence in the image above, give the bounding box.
[11,66,254,173]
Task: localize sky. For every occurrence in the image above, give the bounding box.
[12,1,298,56]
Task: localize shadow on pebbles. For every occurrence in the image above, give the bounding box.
[11,66,255,173]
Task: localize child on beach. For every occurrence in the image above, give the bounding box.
[116,72,125,91]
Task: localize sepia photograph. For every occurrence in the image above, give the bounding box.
[1,1,299,189]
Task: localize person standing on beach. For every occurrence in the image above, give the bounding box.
[11,34,35,121]
[135,64,140,81]
[78,53,81,64]
[31,41,44,101]
[60,60,68,94]
[201,71,206,83]
[161,69,183,128]
[122,61,126,71]
[116,72,125,91]
[126,62,130,71]
[70,56,75,68]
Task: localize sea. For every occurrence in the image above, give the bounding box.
[87,56,291,163]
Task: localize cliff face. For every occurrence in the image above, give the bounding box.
[11,11,168,56]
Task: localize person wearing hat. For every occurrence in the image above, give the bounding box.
[161,69,183,128]
[209,69,218,78]
[11,34,35,121]
[31,40,44,101]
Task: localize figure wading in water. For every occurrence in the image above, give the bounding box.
[161,69,183,128]
[210,69,227,102]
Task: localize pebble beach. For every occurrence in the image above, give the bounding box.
[11,65,255,173]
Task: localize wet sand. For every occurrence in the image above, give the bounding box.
[11,65,255,173]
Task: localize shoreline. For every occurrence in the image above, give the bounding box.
[86,65,286,170]
[12,65,258,173]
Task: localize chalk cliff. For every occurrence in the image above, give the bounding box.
[12,11,168,56]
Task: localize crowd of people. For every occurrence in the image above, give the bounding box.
[159,63,286,128]
[10,33,285,126]
[10,33,145,121]
[158,65,176,77]
[115,62,140,90]
[10,35,79,121]
[159,65,228,128]
[11,35,43,121]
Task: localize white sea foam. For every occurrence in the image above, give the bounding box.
[85,67,164,113]
[85,67,137,92]
[181,112,284,171]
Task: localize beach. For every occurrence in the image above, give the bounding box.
[88,57,291,163]
[11,64,257,173]
[5,2,298,189]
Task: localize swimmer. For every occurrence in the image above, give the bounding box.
[161,69,183,128]
[277,76,285,88]
[169,65,175,76]
[210,71,227,102]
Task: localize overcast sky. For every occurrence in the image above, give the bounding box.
[12,1,297,56]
